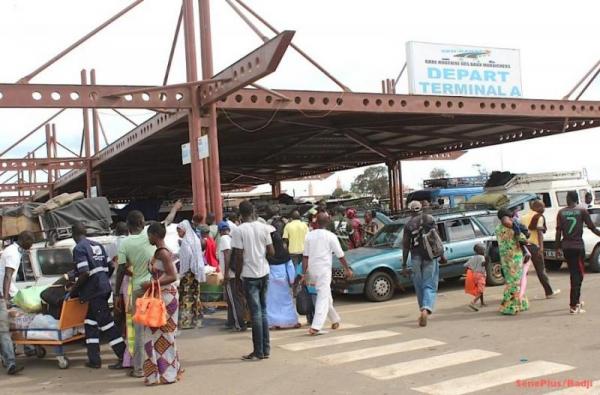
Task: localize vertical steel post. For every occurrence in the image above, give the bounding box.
[183,0,207,219]
[90,69,101,154]
[51,123,59,182]
[398,160,404,210]
[45,124,54,198]
[199,0,223,222]
[81,69,93,197]
[387,163,395,212]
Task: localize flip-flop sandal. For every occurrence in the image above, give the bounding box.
[331,323,340,330]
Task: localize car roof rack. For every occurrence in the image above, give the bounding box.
[423,176,488,189]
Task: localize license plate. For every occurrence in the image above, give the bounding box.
[544,250,563,259]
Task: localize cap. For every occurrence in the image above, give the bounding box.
[408,200,422,212]
[217,221,230,231]
[199,225,210,234]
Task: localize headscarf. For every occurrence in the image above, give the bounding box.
[177,220,205,282]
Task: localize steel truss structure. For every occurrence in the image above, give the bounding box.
[2,0,600,214]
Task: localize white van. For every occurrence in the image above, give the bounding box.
[15,224,181,292]
[486,170,600,271]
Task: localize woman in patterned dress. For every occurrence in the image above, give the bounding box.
[176,220,205,329]
[495,208,529,315]
[142,222,183,386]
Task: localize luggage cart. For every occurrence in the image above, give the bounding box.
[11,298,88,369]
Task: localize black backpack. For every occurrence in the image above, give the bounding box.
[40,276,71,319]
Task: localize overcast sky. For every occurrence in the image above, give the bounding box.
[1,0,600,195]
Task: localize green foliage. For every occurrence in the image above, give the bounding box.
[430,168,449,179]
[350,166,389,197]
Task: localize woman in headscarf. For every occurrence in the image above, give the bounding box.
[176,220,205,329]
[346,208,363,249]
[495,208,529,315]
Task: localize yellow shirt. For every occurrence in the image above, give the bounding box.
[521,211,545,247]
[283,220,309,254]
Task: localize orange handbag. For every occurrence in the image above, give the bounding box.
[133,280,167,328]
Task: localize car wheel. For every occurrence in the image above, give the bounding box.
[486,260,505,286]
[545,260,563,271]
[365,271,395,302]
[588,246,600,273]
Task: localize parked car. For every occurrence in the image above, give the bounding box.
[543,207,600,272]
[332,209,502,302]
[14,224,181,292]
[332,194,537,302]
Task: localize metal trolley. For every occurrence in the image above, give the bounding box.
[11,298,88,369]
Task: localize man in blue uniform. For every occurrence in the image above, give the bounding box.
[70,222,125,369]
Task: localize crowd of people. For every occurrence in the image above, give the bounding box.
[1,191,597,378]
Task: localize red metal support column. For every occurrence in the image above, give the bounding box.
[397,160,404,210]
[387,163,395,213]
[183,0,207,219]
[45,124,54,198]
[81,70,93,197]
[199,0,223,222]
[90,69,101,154]
[271,181,281,199]
[51,124,59,182]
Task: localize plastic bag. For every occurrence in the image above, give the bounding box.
[464,269,479,296]
[26,314,74,340]
[13,285,49,313]
[296,285,314,316]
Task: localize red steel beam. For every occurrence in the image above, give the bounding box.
[163,5,184,86]
[0,158,86,171]
[217,88,600,119]
[0,183,52,192]
[343,130,395,159]
[0,109,65,156]
[198,30,295,106]
[90,69,101,154]
[0,83,192,109]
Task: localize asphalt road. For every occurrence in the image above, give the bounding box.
[3,267,600,395]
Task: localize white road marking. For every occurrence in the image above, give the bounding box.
[544,380,600,394]
[359,349,499,380]
[413,360,575,395]
[317,338,445,365]
[270,323,360,340]
[279,330,399,352]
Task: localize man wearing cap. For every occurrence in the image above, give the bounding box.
[401,201,446,327]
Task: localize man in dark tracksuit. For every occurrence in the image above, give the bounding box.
[556,191,600,314]
[70,223,125,369]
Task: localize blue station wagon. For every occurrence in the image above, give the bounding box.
[332,210,505,302]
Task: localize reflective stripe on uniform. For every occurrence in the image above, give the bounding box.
[109,337,124,346]
[89,266,109,276]
[77,261,89,269]
[84,319,98,326]
[86,338,100,344]
[100,322,115,332]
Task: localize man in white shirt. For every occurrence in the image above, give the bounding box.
[302,213,353,335]
[1,232,34,302]
[231,201,274,361]
[0,231,34,376]
[219,221,246,332]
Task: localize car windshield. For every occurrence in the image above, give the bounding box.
[367,224,404,248]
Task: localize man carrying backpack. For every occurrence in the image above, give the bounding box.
[401,201,446,327]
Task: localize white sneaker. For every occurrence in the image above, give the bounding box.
[570,305,586,314]
[546,289,561,299]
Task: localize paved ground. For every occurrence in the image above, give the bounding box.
[4,267,600,395]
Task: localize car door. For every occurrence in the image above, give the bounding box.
[442,218,488,277]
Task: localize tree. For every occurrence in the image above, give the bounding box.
[332,187,348,198]
[350,166,389,197]
[430,168,449,179]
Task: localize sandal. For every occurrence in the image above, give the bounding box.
[308,328,320,336]
[331,322,340,330]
